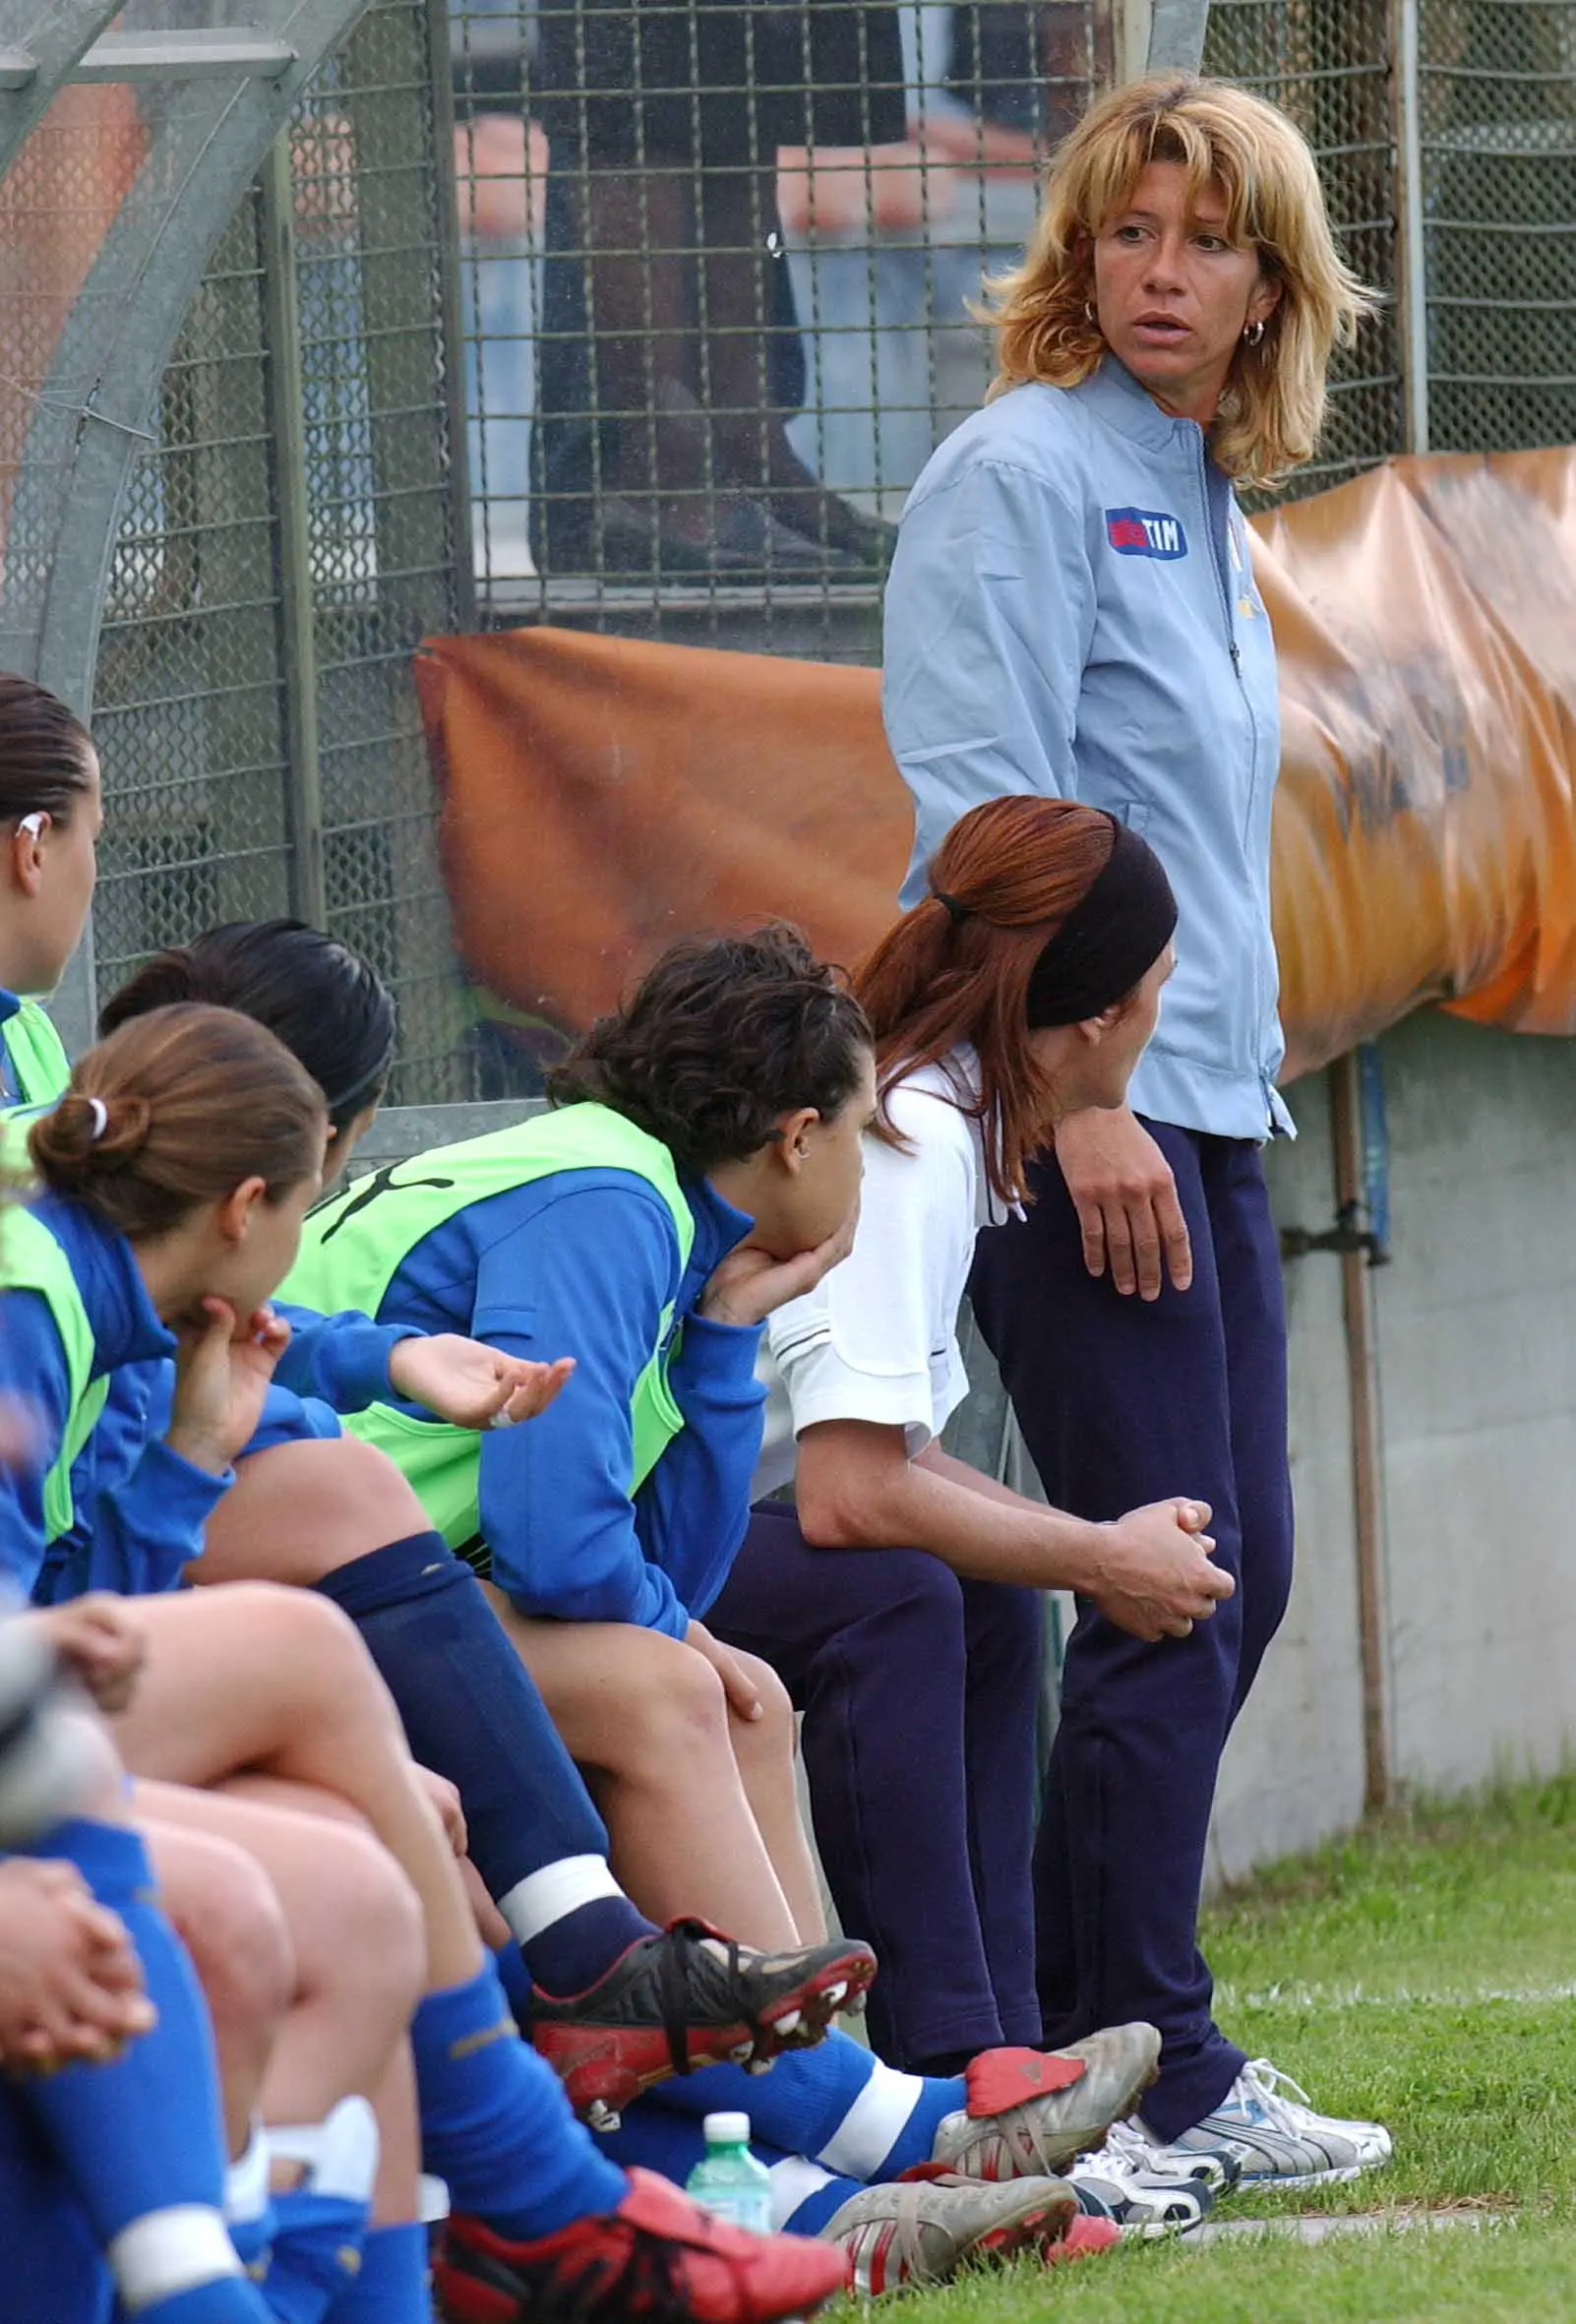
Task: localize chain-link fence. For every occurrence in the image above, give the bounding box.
[1200,0,1405,492]
[88,0,478,1104]
[9,0,1574,1105]
[1421,0,1576,454]
[450,0,1115,648]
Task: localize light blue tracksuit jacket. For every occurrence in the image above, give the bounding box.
[882,355,1291,1143]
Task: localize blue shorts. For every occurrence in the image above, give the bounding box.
[242,1384,344,1459]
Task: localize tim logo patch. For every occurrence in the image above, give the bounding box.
[1105,508,1188,560]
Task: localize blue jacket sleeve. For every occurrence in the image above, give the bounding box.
[273,1301,418,1415]
[633,1313,765,1621]
[882,455,1096,903]
[33,1362,232,1603]
[468,1182,690,1633]
[0,1289,71,1596]
[80,1437,232,1598]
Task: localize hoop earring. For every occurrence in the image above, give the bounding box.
[1083,300,1098,326]
[1242,318,1266,346]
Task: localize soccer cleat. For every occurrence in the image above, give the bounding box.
[433,2166,850,2324]
[819,2168,1077,2293]
[1063,2138,1214,2238]
[528,1921,878,2125]
[1046,2215,1122,2264]
[930,2023,1162,2180]
[1149,2058,1393,2192]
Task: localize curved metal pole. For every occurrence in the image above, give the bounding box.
[0,0,387,1050]
[0,0,123,174]
[1147,0,1210,72]
[3,0,382,715]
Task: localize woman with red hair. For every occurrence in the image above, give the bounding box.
[709,797,1227,2170]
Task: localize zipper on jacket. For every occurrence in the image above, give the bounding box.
[1193,421,1276,1084]
[1194,430,1243,684]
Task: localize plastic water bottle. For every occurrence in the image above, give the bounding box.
[686,2112,772,2234]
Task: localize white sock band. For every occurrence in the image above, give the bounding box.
[108,2205,243,2312]
[268,2096,381,2203]
[497,1854,624,1945]
[817,2059,927,2180]
[223,2120,272,2226]
[767,2155,837,2231]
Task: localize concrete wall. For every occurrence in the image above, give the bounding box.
[1210,1009,1576,1883]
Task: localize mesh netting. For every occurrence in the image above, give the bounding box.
[10,0,1574,1105]
[90,0,474,1103]
[450,0,1114,645]
[1201,0,1404,493]
[1420,0,1576,454]
[92,197,293,996]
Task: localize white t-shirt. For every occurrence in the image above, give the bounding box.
[754,1048,1011,1498]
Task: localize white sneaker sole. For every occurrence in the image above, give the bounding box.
[1233,2159,1367,2192]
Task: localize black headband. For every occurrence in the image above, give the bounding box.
[1023,817,1179,1027]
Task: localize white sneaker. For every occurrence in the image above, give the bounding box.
[1148,2059,1393,2192]
[1064,2137,1213,2238]
[1103,2113,1240,2193]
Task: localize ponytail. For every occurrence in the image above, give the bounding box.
[30,1005,327,1241]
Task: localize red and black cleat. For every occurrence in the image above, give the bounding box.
[434,2166,852,2324]
[529,1919,878,2126]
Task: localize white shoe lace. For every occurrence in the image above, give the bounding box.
[1103,2118,1154,2164]
[1068,2137,1139,2185]
[1236,2058,1320,2135]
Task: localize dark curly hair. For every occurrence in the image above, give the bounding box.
[547,927,872,1179]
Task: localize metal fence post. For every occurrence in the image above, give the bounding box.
[425,0,478,633]
[1389,0,1430,455]
[1146,0,1210,70]
[261,128,331,928]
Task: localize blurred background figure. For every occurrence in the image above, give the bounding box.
[527,0,909,577]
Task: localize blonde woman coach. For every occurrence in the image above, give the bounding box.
[881,75,1388,2186]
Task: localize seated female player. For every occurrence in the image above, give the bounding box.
[713,798,1223,2066]
[282,928,872,1954]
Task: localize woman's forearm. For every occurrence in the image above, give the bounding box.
[794,1420,1107,1592]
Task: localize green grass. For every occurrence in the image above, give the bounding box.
[892,1776,1576,2323]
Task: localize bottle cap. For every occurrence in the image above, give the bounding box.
[702,2112,752,2146]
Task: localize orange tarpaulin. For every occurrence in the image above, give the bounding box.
[418,445,1576,1084]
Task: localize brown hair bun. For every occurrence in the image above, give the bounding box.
[28,1005,326,1242]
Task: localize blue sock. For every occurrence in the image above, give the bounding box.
[125,2293,273,2323]
[525,1896,657,1999]
[0,2090,114,2323]
[410,1962,628,2239]
[322,2225,433,2322]
[312,1538,606,1882]
[260,2192,368,2324]
[311,1539,655,1991]
[260,2099,379,2324]
[645,2035,965,2180]
[11,1818,269,2320]
[493,1938,532,2028]
[599,2103,854,2237]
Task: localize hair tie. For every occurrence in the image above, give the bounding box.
[86,1097,108,1142]
[932,890,969,924]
